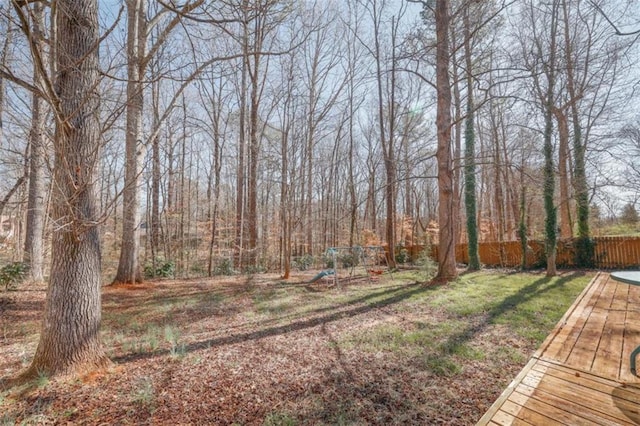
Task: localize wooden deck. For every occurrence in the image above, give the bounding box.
[478,272,640,425]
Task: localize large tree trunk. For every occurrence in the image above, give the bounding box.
[434,0,457,282]
[463,6,479,271]
[543,0,560,277]
[235,12,248,270]
[24,2,47,283]
[248,55,259,267]
[149,63,162,277]
[114,0,146,284]
[491,108,505,247]
[280,129,291,278]
[206,81,223,277]
[450,26,462,248]
[26,0,109,377]
[372,5,397,268]
[24,85,47,283]
[561,0,591,266]
[348,89,358,248]
[554,108,573,239]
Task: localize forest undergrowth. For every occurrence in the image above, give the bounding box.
[0,269,592,425]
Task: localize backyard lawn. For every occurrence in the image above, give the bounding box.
[0,269,593,425]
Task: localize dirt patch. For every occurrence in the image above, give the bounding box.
[0,273,537,425]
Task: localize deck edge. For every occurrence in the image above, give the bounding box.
[534,271,604,359]
[476,272,604,425]
[475,357,538,425]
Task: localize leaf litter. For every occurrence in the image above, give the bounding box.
[0,272,560,425]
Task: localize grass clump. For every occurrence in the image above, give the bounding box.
[164,325,186,358]
[263,412,297,426]
[35,369,49,388]
[131,378,156,412]
[341,320,483,376]
[420,354,461,376]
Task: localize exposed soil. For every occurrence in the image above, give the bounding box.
[0,272,537,425]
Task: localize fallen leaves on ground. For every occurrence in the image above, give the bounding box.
[0,273,535,425]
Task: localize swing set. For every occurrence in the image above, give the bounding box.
[310,246,391,286]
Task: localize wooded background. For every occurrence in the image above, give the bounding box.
[1,0,639,282]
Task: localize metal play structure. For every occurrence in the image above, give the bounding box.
[309,246,391,285]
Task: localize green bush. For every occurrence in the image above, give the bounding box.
[414,249,437,281]
[144,260,175,278]
[243,264,267,274]
[292,254,314,271]
[339,251,360,268]
[214,258,234,276]
[322,252,335,269]
[0,262,29,291]
[395,246,410,264]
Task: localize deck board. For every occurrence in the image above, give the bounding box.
[621,308,640,383]
[514,382,626,426]
[542,273,606,363]
[591,309,626,379]
[478,272,640,425]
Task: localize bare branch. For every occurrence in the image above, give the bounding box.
[590,1,640,36]
[143,0,205,69]
[156,0,240,24]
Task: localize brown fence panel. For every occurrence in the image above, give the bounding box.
[405,236,640,270]
[476,241,534,268]
[478,242,504,267]
[593,236,640,269]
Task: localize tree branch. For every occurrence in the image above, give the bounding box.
[590,1,640,36]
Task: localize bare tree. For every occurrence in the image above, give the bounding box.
[0,7,31,253]
[434,0,457,281]
[26,0,110,376]
[0,6,12,148]
[114,0,203,285]
[23,1,48,283]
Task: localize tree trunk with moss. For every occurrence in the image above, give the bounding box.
[518,186,528,270]
[463,5,479,271]
[561,0,593,267]
[543,0,559,277]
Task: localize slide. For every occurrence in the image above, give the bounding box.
[308,269,335,283]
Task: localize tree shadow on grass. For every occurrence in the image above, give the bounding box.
[111,271,587,367]
[112,281,433,364]
[437,271,586,355]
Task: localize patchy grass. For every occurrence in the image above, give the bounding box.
[427,270,589,342]
[0,270,593,424]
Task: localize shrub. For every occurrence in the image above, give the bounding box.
[338,250,360,268]
[322,252,335,269]
[395,246,410,264]
[144,260,175,278]
[414,249,437,281]
[243,264,267,275]
[0,262,29,291]
[292,254,314,271]
[214,258,234,276]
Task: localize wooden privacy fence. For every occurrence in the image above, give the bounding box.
[403,236,640,269]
